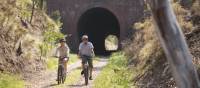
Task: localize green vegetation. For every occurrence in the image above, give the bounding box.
[47,54,79,70]
[68,54,80,64]
[94,52,133,88]
[0,73,25,88]
[39,29,64,57]
[50,10,62,26]
[105,35,119,51]
[38,11,64,57]
[46,57,58,70]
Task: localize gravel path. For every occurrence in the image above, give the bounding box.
[25,58,108,88]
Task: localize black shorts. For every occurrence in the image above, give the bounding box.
[81,55,93,68]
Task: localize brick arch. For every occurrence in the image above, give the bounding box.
[47,0,145,54]
[77,7,120,55]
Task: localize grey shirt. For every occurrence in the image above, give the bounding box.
[79,42,94,56]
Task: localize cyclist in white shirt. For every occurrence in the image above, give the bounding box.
[78,35,95,80]
[55,39,70,73]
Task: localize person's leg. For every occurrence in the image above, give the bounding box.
[64,59,68,73]
[88,58,93,80]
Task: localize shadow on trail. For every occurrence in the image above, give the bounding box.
[68,84,86,87]
[75,66,105,71]
[93,67,104,71]
[94,58,109,62]
[41,83,58,88]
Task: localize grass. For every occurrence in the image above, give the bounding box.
[0,73,25,88]
[64,69,81,85]
[94,52,133,88]
[68,54,79,64]
[46,57,58,70]
[47,54,79,70]
[123,2,192,87]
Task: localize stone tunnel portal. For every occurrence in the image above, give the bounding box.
[77,7,120,55]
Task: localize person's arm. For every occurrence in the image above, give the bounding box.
[90,43,95,57]
[54,47,59,58]
[92,49,95,57]
[78,43,82,58]
[66,44,70,57]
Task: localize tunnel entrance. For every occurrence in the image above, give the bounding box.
[77,7,120,55]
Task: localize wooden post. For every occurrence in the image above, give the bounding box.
[148,0,200,88]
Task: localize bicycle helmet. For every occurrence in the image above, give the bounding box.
[82,35,88,40]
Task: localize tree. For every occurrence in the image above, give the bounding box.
[30,0,46,24]
[30,0,36,24]
[148,0,200,88]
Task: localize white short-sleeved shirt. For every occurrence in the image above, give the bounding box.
[79,42,94,56]
[55,45,70,58]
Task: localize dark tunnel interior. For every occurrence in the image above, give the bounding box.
[77,7,120,55]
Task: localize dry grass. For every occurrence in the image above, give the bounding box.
[124,2,195,87]
[172,2,194,33]
[192,0,200,16]
[0,0,62,74]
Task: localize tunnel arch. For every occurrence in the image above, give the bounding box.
[77,7,120,55]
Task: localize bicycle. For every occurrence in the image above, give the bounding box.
[57,57,68,84]
[81,55,92,85]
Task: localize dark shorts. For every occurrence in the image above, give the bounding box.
[81,55,93,68]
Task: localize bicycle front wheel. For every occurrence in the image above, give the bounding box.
[84,66,89,85]
[57,66,62,84]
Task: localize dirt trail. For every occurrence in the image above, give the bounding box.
[25,58,108,88]
[25,61,82,88]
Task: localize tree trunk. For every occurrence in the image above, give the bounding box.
[148,0,200,88]
[30,0,35,24]
[40,0,44,10]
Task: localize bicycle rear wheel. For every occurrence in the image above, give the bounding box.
[62,66,66,84]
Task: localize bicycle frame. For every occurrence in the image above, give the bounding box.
[147,0,200,88]
[58,60,65,73]
[58,57,68,70]
[57,58,67,84]
[58,60,65,69]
